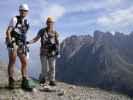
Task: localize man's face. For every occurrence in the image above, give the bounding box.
[47,21,54,29]
[19,10,28,18]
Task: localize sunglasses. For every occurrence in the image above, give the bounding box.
[20,10,28,12]
[47,21,54,24]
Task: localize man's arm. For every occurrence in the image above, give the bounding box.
[5,26,14,48]
[55,32,60,46]
[55,31,61,57]
[6,27,13,41]
[28,29,43,44]
[28,35,40,44]
[6,17,17,42]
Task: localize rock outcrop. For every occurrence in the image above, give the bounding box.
[0,60,131,100]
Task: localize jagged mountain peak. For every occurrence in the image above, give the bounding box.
[57,30,133,97]
[61,34,93,59]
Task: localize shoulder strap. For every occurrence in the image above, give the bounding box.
[14,16,29,34]
[24,18,30,29]
[14,16,22,30]
[54,31,58,38]
[15,16,29,28]
[41,28,49,39]
[54,31,59,45]
[15,16,22,28]
[41,28,58,43]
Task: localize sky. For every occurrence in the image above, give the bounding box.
[1,0,133,78]
[1,0,133,41]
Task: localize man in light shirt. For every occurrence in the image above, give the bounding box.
[5,4,34,91]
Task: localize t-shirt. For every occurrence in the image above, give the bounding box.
[37,28,59,56]
[8,16,29,35]
[8,17,17,28]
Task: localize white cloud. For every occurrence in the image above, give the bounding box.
[29,2,65,27]
[97,7,133,29]
[41,4,65,22]
[65,0,122,13]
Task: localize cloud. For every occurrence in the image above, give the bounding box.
[1,0,133,38]
[97,7,133,29]
[39,3,65,22]
[65,0,122,13]
[28,1,65,28]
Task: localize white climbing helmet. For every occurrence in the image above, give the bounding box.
[19,4,29,11]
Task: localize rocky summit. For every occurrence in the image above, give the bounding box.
[0,60,132,100]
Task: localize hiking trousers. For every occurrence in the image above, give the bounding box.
[40,56,56,81]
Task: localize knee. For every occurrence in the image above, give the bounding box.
[21,60,28,67]
[9,58,16,66]
[50,65,55,71]
[9,52,16,65]
[19,55,28,67]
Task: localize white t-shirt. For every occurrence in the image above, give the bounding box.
[8,17,17,28]
[8,16,29,34]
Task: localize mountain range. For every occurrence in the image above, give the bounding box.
[56,31,133,96]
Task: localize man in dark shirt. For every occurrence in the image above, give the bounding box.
[28,17,60,86]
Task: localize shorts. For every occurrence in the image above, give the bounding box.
[8,44,28,57]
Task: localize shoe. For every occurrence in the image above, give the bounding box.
[8,77,15,89]
[40,79,46,84]
[49,81,56,86]
[21,77,36,91]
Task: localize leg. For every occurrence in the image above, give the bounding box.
[8,49,17,79]
[40,56,49,82]
[18,54,28,79]
[48,57,56,82]
[19,53,35,91]
[8,49,17,88]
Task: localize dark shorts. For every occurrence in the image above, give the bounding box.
[8,44,28,58]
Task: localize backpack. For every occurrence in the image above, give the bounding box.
[14,16,29,33]
[11,16,29,44]
[41,28,59,45]
[40,28,59,57]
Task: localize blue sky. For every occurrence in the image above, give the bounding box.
[1,0,133,78]
[1,0,133,41]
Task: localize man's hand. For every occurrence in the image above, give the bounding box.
[26,41,32,47]
[6,37,11,42]
[26,41,30,45]
[5,37,13,48]
[57,54,61,58]
[26,35,41,46]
